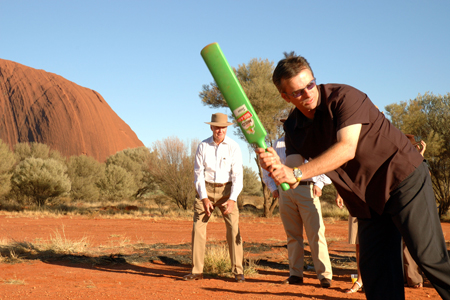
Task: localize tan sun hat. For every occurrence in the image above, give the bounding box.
[205,113,233,126]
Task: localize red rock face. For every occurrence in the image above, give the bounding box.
[0,59,144,162]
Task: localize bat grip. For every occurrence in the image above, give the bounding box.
[262,147,290,191]
[280,182,290,191]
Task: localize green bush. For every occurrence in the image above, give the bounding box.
[0,140,16,198]
[242,166,263,196]
[67,155,104,202]
[97,164,136,201]
[10,157,71,206]
[319,184,351,220]
[106,147,156,198]
[13,142,65,163]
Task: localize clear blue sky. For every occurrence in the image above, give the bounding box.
[1,0,449,171]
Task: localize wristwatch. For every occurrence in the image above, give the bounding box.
[293,167,302,182]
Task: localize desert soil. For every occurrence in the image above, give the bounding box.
[0,214,449,300]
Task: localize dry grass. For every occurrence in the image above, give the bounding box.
[0,196,195,221]
[203,243,231,275]
[320,201,349,220]
[2,275,26,285]
[0,226,90,263]
[203,243,258,277]
[84,280,97,289]
[47,226,91,254]
[0,194,350,222]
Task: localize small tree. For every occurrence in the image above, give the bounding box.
[105,147,156,198]
[96,164,136,201]
[67,154,104,202]
[150,137,198,210]
[242,166,262,196]
[10,157,71,206]
[0,139,16,197]
[385,92,450,216]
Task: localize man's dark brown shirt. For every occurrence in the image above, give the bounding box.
[284,84,423,218]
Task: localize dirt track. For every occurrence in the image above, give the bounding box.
[0,215,448,299]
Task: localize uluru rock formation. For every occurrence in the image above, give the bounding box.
[0,59,144,162]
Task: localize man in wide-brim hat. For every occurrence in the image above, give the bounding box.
[183,113,245,283]
[204,113,233,144]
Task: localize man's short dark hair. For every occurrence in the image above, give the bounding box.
[272,52,314,93]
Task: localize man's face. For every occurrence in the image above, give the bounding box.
[280,69,318,118]
[211,125,227,143]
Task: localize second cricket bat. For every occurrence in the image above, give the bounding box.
[200,42,290,191]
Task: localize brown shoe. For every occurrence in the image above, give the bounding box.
[235,274,245,283]
[282,275,303,285]
[320,278,332,288]
[183,273,203,281]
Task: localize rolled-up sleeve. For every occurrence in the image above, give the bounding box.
[312,174,332,190]
[262,168,277,193]
[194,143,208,200]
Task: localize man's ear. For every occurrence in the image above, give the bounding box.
[281,93,291,103]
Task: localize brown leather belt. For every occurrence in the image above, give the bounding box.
[205,181,231,187]
[299,181,312,186]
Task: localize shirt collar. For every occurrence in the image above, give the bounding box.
[207,135,229,145]
[316,84,326,113]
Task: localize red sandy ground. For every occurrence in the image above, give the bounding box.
[0,214,448,300]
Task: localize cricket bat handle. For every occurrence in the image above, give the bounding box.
[200,42,289,191]
[257,140,289,191]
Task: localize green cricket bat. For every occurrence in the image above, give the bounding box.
[200,42,290,191]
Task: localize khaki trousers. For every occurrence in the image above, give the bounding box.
[191,182,243,275]
[403,241,423,286]
[279,183,332,280]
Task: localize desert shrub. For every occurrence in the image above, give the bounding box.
[153,195,171,217]
[320,184,349,220]
[150,137,198,210]
[10,157,71,206]
[67,155,104,202]
[321,201,349,220]
[97,164,136,201]
[242,166,263,196]
[321,184,337,204]
[0,140,16,197]
[13,142,65,163]
[441,211,450,222]
[106,147,156,198]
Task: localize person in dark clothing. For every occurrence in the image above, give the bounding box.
[256,52,450,300]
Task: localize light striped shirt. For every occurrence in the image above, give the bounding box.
[262,136,332,193]
[194,135,243,201]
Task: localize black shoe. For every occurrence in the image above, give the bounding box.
[282,275,303,285]
[320,278,332,288]
[235,274,245,283]
[183,273,203,281]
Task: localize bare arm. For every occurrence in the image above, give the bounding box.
[257,124,362,187]
[335,192,344,209]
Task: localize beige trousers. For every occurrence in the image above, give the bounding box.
[278,183,332,280]
[403,241,423,286]
[191,182,243,275]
